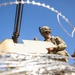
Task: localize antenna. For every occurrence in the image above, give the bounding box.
[12,0,24,43]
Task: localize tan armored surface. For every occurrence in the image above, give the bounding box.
[0,39,57,54]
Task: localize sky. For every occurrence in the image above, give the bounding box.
[0,0,75,64]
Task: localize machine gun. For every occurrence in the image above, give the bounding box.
[12,0,24,43]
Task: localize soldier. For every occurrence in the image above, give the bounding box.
[39,26,70,62]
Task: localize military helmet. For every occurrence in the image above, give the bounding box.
[39,26,51,34]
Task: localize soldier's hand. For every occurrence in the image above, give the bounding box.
[47,47,54,51]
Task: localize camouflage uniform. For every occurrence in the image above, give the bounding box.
[39,26,69,62]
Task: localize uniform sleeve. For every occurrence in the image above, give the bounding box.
[55,36,67,50]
